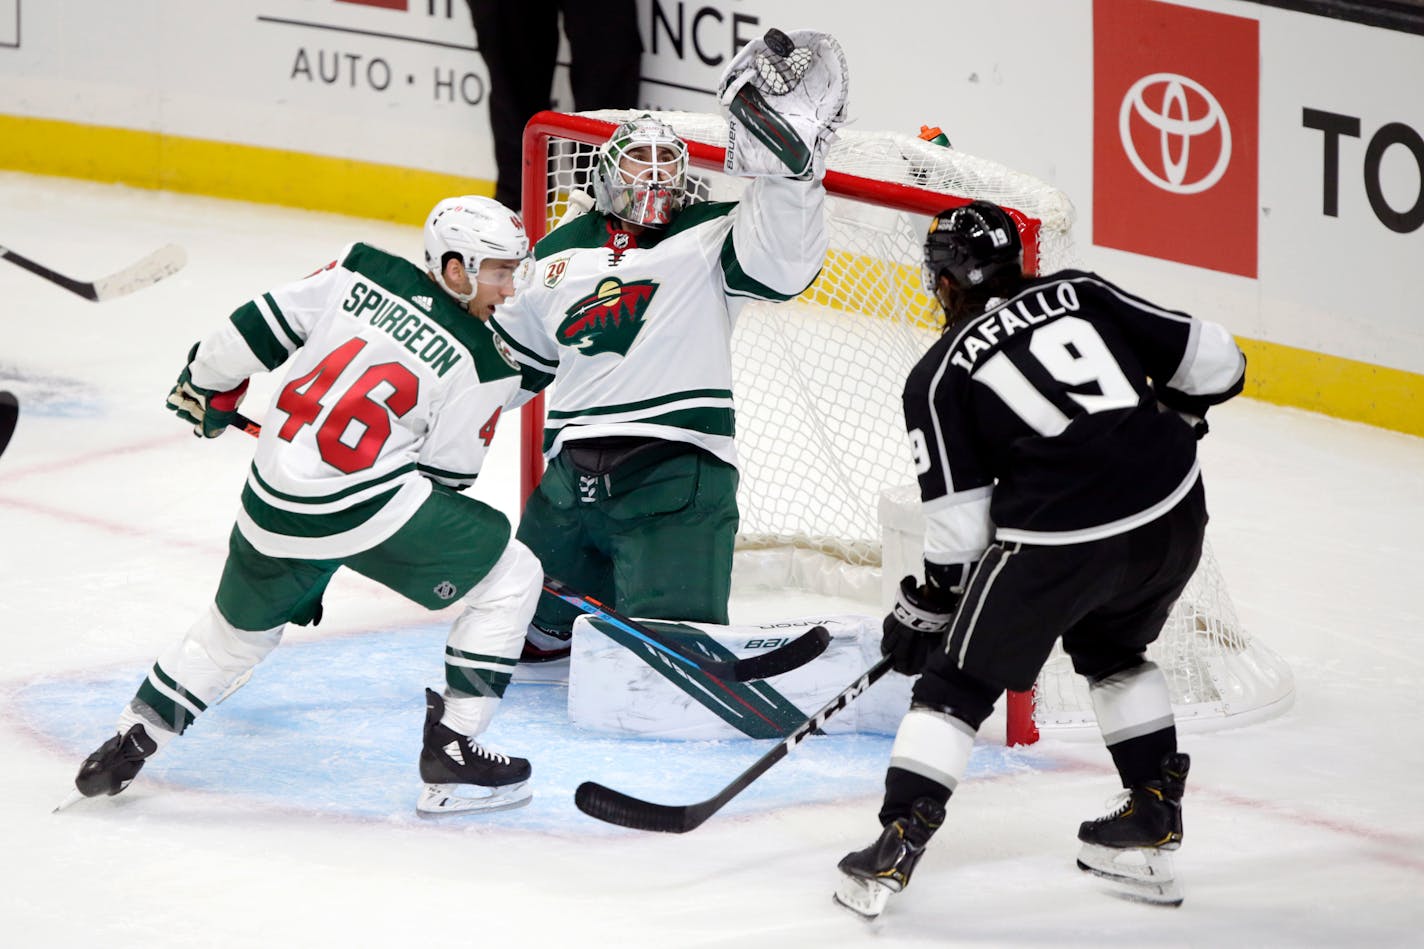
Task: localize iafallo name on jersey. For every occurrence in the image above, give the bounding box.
[557,278,659,356]
[949,283,1082,372]
[342,280,464,377]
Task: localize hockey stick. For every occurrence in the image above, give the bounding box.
[228,412,830,683]
[0,391,17,458]
[0,242,186,302]
[541,576,829,682]
[575,655,895,833]
[0,391,17,461]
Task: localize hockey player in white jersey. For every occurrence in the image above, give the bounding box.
[833,201,1246,917]
[490,29,848,668]
[68,196,544,815]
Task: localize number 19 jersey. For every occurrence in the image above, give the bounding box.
[905,269,1245,569]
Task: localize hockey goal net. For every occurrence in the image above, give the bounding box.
[519,109,1293,745]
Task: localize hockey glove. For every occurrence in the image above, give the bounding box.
[1156,384,1228,441]
[166,342,249,438]
[881,575,959,677]
[718,28,848,180]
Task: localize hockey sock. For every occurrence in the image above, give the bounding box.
[1106,728,1179,788]
[1089,660,1177,785]
[877,704,976,825]
[880,767,952,826]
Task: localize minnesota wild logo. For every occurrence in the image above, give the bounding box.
[557,278,658,356]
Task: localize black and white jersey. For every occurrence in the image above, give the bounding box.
[904,268,1245,570]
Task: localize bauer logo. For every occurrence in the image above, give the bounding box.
[1093,0,1259,277]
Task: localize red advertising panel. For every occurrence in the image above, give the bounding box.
[1094,0,1259,277]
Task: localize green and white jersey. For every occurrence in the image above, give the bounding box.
[187,242,522,560]
[489,175,827,467]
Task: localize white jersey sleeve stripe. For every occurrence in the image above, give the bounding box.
[1167,319,1247,395]
[921,488,994,565]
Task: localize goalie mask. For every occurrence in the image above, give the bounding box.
[423,196,530,304]
[593,115,689,228]
[921,200,1024,295]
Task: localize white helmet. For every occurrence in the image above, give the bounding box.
[423,196,529,304]
[593,114,689,228]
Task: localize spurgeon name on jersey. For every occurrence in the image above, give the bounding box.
[186,242,521,561]
[342,281,468,377]
[489,175,827,467]
[906,269,1245,567]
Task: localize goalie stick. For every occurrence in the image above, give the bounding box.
[227,412,829,683]
[575,655,894,833]
[0,391,17,461]
[0,242,186,302]
[541,576,828,682]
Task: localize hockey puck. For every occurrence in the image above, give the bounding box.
[764,28,794,57]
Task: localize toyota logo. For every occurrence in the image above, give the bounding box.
[1119,72,1232,194]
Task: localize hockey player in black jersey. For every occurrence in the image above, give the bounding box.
[833,201,1245,918]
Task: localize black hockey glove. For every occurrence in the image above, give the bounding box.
[1156,388,1214,440]
[881,575,959,676]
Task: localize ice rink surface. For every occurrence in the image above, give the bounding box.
[2,173,1423,947]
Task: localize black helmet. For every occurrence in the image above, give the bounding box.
[921,200,1024,294]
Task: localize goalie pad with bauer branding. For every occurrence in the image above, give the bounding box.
[718,29,849,180]
[568,613,912,740]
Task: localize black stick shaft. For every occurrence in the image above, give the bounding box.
[575,656,894,832]
[0,246,98,300]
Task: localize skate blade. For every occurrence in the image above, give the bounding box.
[1077,843,1183,906]
[416,780,532,817]
[52,788,86,813]
[832,873,893,920]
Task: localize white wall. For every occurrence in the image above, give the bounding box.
[2,0,1421,372]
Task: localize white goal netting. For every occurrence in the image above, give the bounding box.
[526,109,1293,741]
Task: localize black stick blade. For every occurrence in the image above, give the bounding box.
[729,625,830,680]
[0,391,17,460]
[575,781,706,834]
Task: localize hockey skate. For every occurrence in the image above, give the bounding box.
[1077,753,1190,906]
[833,797,945,920]
[74,724,159,799]
[513,623,572,684]
[417,689,531,815]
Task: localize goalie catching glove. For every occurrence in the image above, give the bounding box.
[718,28,849,180]
[165,342,249,438]
[881,565,966,676]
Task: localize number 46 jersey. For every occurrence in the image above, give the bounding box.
[184,242,522,560]
[905,269,1245,569]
